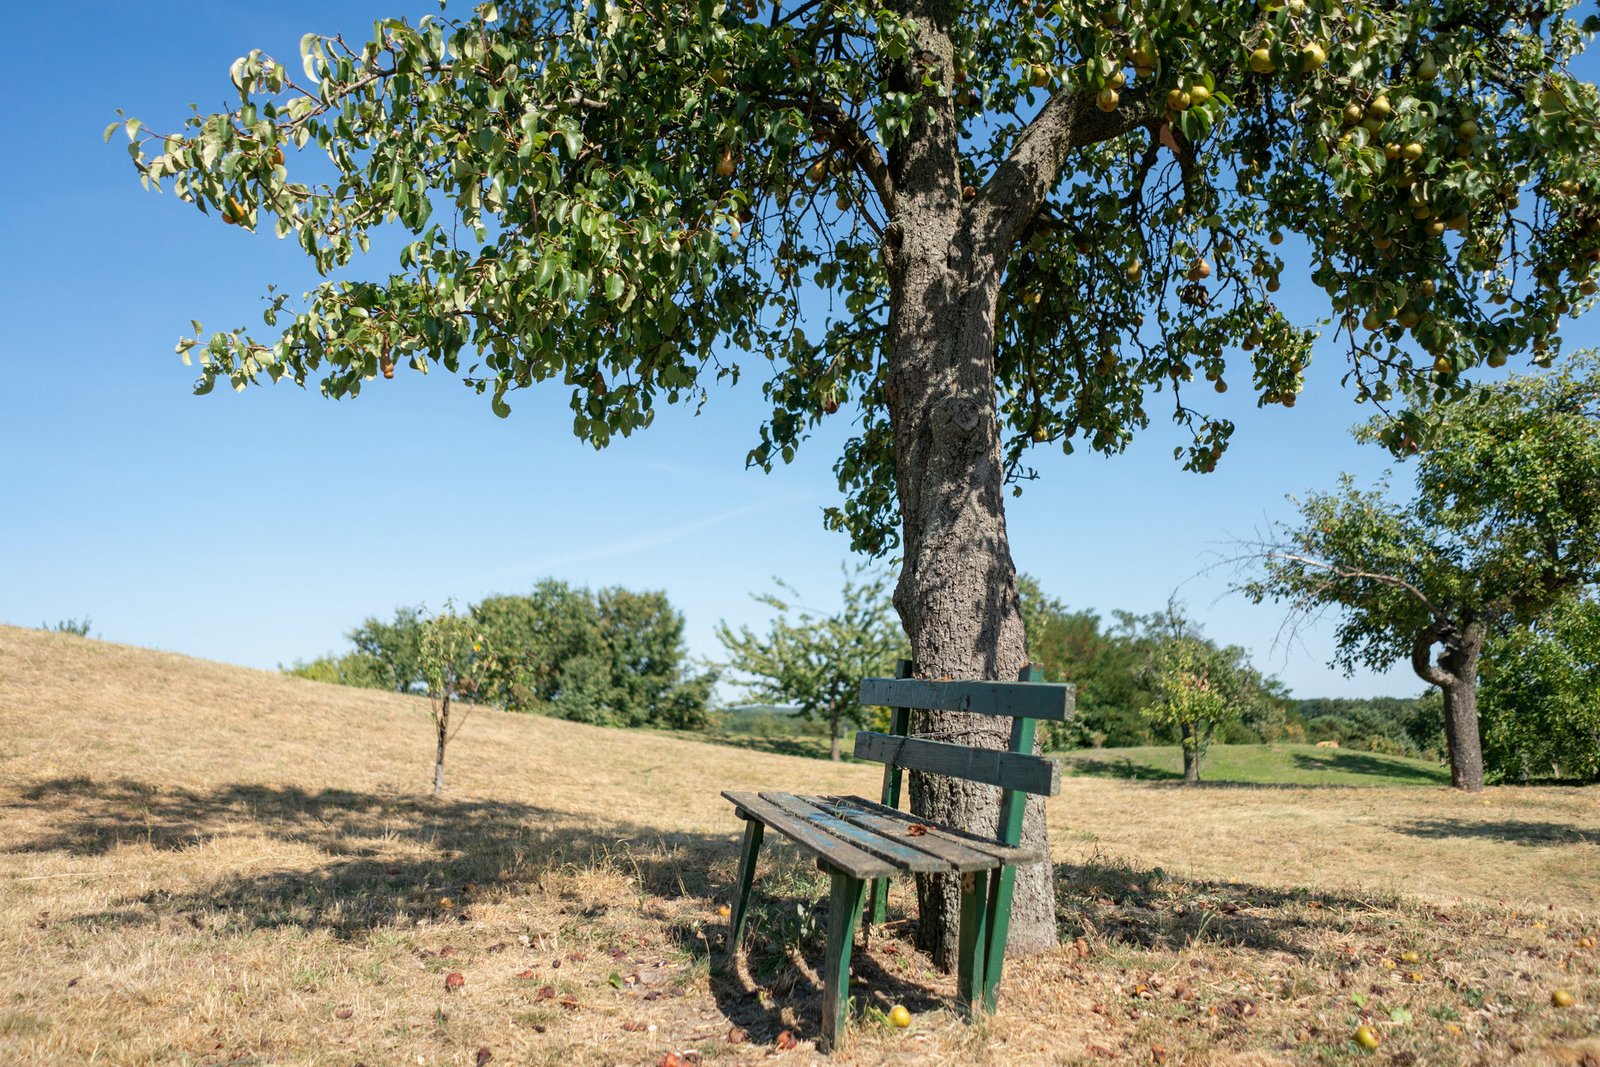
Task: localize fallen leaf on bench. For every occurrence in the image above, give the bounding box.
[905,824,930,836]
[776,1029,798,1050]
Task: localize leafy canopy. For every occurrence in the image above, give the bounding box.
[1244,352,1600,673]
[123,0,1600,551]
[1479,595,1600,783]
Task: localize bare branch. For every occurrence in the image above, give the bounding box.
[1263,551,1447,626]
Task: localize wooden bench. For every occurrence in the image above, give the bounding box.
[721,662,1073,1051]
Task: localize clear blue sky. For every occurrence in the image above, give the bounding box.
[4,2,1596,700]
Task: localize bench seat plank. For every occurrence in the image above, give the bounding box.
[807,797,1005,872]
[853,731,1061,796]
[859,677,1076,721]
[721,790,897,879]
[824,794,1044,865]
[760,792,957,873]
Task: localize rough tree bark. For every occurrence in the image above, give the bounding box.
[1411,621,1486,792]
[875,0,1146,970]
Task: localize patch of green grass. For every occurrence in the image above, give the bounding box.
[1057,743,1452,787]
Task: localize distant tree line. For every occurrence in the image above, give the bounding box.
[285,579,715,729]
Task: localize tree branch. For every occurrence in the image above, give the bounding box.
[1411,625,1459,689]
[1264,552,1449,626]
[760,92,897,217]
[967,85,1150,258]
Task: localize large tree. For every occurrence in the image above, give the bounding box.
[125,0,1600,963]
[1243,356,1600,792]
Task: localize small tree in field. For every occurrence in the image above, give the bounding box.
[418,603,496,795]
[125,0,1600,961]
[1243,356,1600,792]
[717,567,906,761]
[1135,607,1272,783]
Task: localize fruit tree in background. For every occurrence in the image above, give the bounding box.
[124,0,1600,965]
[1244,355,1600,792]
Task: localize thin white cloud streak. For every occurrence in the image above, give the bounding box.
[474,495,812,586]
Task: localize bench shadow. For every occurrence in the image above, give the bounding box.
[1392,818,1596,846]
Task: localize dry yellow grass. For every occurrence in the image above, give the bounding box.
[1,624,1597,1065]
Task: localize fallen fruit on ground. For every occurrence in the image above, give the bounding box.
[1354,1024,1380,1050]
[889,1005,911,1028]
[1552,988,1577,1007]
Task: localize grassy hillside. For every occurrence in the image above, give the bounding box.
[1,625,1596,1065]
[1060,743,1452,787]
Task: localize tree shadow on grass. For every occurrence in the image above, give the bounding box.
[1288,750,1450,784]
[3,774,734,938]
[1063,757,1183,782]
[3,775,956,1048]
[1392,818,1596,846]
[1054,854,1408,959]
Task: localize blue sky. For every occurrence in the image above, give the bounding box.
[3,2,1595,700]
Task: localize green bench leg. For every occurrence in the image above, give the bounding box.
[729,818,764,957]
[980,863,1018,1013]
[956,869,991,1016]
[867,874,889,927]
[820,866,865,1053]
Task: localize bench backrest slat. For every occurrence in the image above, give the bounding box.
[853,731,1061,796]
[858,677,1075,721]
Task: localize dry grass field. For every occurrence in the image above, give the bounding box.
[1,624,1597,1066]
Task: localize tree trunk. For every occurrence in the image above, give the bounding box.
[433,695,450,796]
[881,173,1052,972]
[1181,723,1201,784]
[829,710,841,762]
[1412,623,1485,792]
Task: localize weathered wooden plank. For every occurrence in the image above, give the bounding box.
[721,791,896,879]
[858,677,1076,721]
[870,658,915,926]
[825,794,1044,865]
[809,797,1002,872]
[852,732,1061,796]
[763,793,953,873]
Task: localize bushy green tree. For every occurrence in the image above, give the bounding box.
[283,650,391,689]
[471,581,607,711]
[127,0,1600,962]
[1244,355,1600,791]
[472,581,715,726]
[347,606,428,693]
[717,567,906,761]
[1480,596,1600,783]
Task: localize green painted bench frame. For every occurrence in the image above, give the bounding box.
[722,660,1072,1052]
